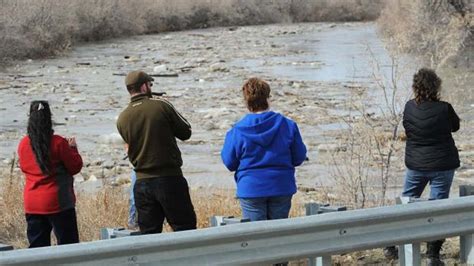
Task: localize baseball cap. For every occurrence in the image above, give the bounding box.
[125,71,154,88]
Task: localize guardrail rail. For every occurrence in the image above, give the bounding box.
[2,196,474,265]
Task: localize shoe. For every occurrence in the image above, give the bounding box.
[427,257,445,266]
[383,246,399,260]
[426,240,444,266]
[127,222,139,231]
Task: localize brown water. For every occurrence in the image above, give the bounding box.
[0,22,472,193]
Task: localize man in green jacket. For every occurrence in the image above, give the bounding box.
[117,70,196,234]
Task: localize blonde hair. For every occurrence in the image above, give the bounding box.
[242,78,270,112]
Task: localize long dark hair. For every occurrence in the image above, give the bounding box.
[27,101,53,175]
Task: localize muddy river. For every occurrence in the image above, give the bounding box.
[0,22,472,196]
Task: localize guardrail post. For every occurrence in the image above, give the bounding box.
[209,216,250,227]
[460,185,474,264]
[314,256,331,266]
[398,242,421,266]
[99,228,140,240]
[0,243,13,251]
[396,197,423,266]
[305,203,346,266]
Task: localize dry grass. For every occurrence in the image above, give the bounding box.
[0,175,26,248]
[0,0,384,63]
[0,175,464,264]
[75,186,129,243]
[378,0,473,69]
[0,174,305,248]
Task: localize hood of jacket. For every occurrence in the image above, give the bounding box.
[234,111,284,147]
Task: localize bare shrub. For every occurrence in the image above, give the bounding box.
[294,0,384,22]
[0,0,384,62]
[0,0,73,60]
[378,0,473,69]
[72,0,145,42]
[326,53,409,208]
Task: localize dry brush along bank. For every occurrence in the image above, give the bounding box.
[378,0,473,69]
[0,0,384,62]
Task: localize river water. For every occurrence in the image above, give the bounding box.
[0,22,472,194]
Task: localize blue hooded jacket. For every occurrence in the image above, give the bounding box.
[221,111,307,198]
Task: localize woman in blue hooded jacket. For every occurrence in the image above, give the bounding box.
[221,78,307,221]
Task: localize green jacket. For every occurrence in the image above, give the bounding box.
[117,94,191,179]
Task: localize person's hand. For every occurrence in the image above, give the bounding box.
[66,137,77,148]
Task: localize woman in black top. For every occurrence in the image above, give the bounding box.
[402,68,460,265]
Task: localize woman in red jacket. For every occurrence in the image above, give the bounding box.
[18,101,83,248]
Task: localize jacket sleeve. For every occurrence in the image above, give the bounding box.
[221,129,240,172]
[58,138,83,175]
[161,99,192,141]
[116,116,128,144]
[448,103,460,132]
[402,102,409,131]
[17,138,28,174]
[291,123,307,167]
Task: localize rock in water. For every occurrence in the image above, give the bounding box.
[98,133,124,145]
[153,65,168,73]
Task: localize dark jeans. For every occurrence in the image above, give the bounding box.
[25,208,79,248]
[134,176,197,234]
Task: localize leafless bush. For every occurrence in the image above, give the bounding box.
[292,0,384,22]
[327,53,409,208]
[378,0,473,69]
[0,0,384,63]
[72,0,144,42]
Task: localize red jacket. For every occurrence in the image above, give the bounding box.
[18,135,83,214]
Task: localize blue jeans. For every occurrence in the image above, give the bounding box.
[402,169,455,199]
[128,170,137,227]
[239,196,292,221]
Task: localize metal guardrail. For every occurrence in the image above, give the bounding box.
[395,196,429,266]
[305,203,347,215]
[0,244,13,252]
[210,204,347,266]
[305,202,347,266]
[2,196,474,265]
[100,227,140,240]
[210,216,250,227]
[460,185,474,264]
